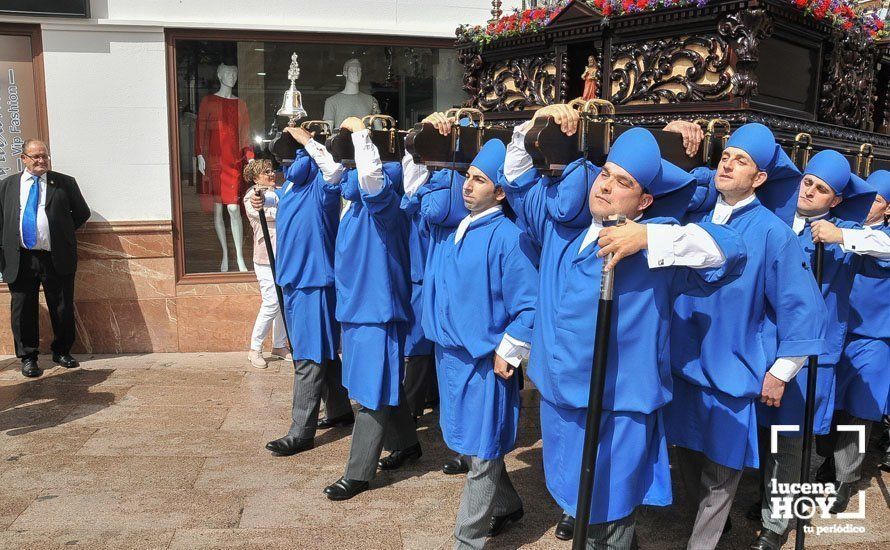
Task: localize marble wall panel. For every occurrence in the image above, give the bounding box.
[176,295,261,353]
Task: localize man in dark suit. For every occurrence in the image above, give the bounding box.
[0,139,90,377]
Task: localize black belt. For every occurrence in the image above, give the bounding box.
[20,247,50,255]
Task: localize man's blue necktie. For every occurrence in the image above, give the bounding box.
[22,175,40,249]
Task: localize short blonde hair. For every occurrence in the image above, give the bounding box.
[243,158,273,183]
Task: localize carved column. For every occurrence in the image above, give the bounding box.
[718,9,773,99]
[459,50,484,107]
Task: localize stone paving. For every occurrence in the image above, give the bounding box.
[0,353,886,549]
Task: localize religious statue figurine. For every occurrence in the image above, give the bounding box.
[581,55,598,101]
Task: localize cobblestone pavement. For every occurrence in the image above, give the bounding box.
[0,353,887,549]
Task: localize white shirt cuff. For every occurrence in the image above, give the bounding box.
[503,120,535,183]
[841,227,890,260]
[305,140,345,184]
[401,150,429,198]
[495,333,530,368]
[645,223,726,269]
[352,129,385,194]
[768,356,807,383]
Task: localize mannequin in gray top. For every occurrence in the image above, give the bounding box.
[323,58,380,128]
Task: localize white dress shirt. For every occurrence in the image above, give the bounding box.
[351,130,385,195]
[401,150,430,198]
[840,224,890,259]
[711,193,757,226]
[791,211,828,235]
[305,140,346,184]
[19,171,51,251]
[578,217,727,269]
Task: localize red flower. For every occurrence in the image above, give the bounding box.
[794,0,807,7]
[878,20,885,30]
[595,0,605,7]
[622,0,633,11]
[636,0,648,8]
[603,3,613,15]
[842,21,853,30]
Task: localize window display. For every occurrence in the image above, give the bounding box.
[172,37,464,276]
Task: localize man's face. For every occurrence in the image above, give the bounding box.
[21,142,49,177]
[345,63,362,85]
[864,194,889,225]
[587,162,652,220]
[797,174,841,217]
[463,166,503,214]
[715,147,766,198]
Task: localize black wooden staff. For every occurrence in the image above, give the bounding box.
[795,241,825,550]
[573,215,625,549]
[254,187,293,355]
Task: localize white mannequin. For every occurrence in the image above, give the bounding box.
[323,59,380,128]
[196,64,248,272]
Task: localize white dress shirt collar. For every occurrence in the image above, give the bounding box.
[792,210,829,235]
[455,205,502,243]
[579,214,644,254]
[711,192,757,225]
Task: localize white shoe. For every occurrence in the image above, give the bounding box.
[248,350,268,369]
[270,347,292,361]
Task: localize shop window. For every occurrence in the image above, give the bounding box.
[170,34,464,278]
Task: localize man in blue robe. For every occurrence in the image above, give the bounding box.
[399,141,436,422]
[321,117,419,501]
[502,104,748,549]
[404,114,539,549]
[661,121,827,550]
[743,150,890,547]
[812,169,890,514]
[250,126,352,457]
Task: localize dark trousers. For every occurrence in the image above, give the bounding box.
[403,354,435,418]
[8,249,76,360]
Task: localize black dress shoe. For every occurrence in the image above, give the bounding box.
[378,443,422,470]
[52,353,79,368]
[749,529,786,550]
[815,457,836,483]
[554,513,574,541]
[265,435,314,456]
[442,454,470,475]
[880,451,890,472]
[487,507,524,537]
[829,481,854,514]
[323,477,369,501]
[21,358,42,378]
[746,500,762,521]
[316,412,355,429]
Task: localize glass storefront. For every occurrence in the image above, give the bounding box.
[172,37,465,275]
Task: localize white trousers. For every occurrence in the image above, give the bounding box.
[250,263,287,351]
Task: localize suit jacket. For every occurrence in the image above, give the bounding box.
[0,170,91,284]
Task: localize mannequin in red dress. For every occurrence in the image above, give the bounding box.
[195,63,253,272]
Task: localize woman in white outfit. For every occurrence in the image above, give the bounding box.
[242,159,290,368]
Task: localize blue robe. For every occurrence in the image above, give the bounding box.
[400,195,434,357]
[838,224,890,420]
[758,220,890,434]
[667,172,827,470]
[335,163,412,410]
[501,162,747,523]
[415,171,537,459]
[274,149,341,363]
